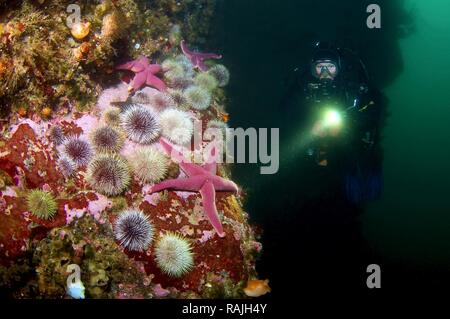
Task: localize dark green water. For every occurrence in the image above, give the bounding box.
[365,0,450,269]
[212,0,450,291]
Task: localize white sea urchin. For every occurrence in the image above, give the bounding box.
[154,232,194,278]
[160,109,193,145]
[129,147,169,184]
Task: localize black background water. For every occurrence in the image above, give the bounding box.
[210,0,450,295]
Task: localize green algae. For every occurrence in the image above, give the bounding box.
[32,215,150,298]
[0,0,216,117]
[201,272,246,299]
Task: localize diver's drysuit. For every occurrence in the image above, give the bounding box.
[282,43,383,203]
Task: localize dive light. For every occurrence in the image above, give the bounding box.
[311,106,344,138]
[322,109,343,128]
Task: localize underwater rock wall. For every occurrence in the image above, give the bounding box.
[0,0,263,299]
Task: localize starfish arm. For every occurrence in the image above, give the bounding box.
[180,40,193,58]
[131,72,147,91]
[197,61,209,72]
[116,60,137,70]
[130,57,150,72]
[136,56,150,65]
[131,64,146,73]
[147,64,162,73]
[180,163,210,177]
[150,175,206,193]
[159,138,186,161]
[202,144,220,174]
[202,162,217,175]
[199,53,223,60]
[211,175,239,192]
[159,139,207,176]
[198,54,222,71]
[117,60,147,73]
[146,73,167,92]
[200,180,225,237]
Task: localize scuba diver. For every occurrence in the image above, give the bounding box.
[282,41,384,204]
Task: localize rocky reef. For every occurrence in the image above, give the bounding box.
[0,0,265,299]
[0,0,217,116]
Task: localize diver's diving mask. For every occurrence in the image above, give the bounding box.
[313,60,339,80]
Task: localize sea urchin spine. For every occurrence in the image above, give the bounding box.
[114,209,154,252]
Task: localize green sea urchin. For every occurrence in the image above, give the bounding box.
[90,126,124,153]
[102,107,121,127]
[170,77,194,90]
[162,59,186,82]
[27,189,58,220]
[208,64,230,87]
[175,55,194,76]
[160,109,193,145]
[162,56,195,90]
[120,104,161,145]
[86,154,131,196]
[194,72,219,91]
[168,89,187,107]
[162,55,194,79]
[129,147,169,184]
[61,136,93,167]
[114,209,154,252]
[184,86,212,110]
[154,232,194,278]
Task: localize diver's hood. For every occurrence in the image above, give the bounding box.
[311,41,342,69]
[312,50,340,65]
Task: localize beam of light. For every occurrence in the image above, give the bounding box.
[282,127,316,167]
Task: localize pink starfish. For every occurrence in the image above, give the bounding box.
[181,40,222,72]
[149,139,238,238]
[117,56,167,92]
